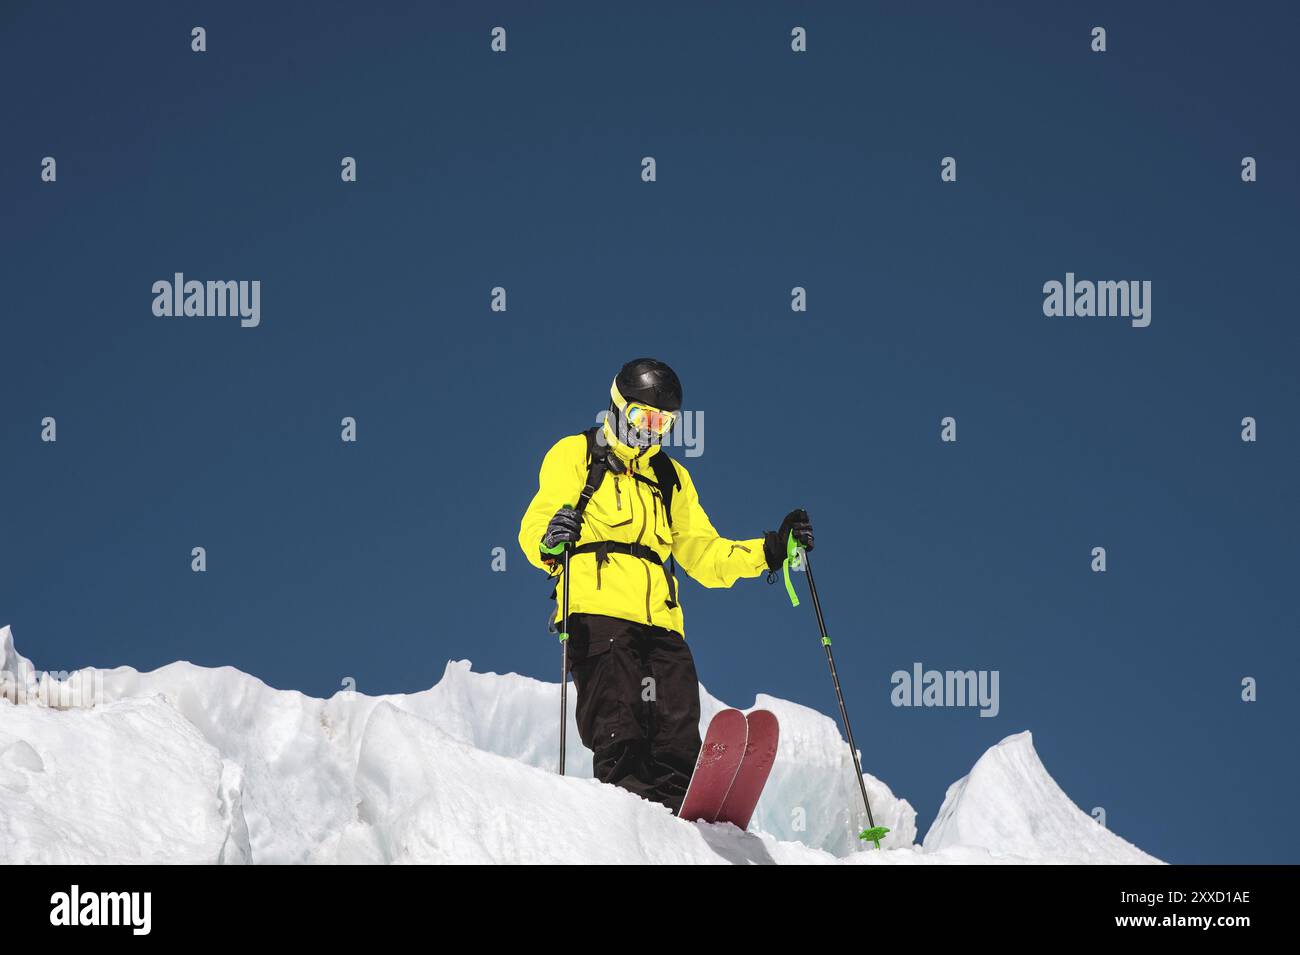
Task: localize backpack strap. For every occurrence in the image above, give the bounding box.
[576,427,609,516]
[647,450,680,527]
[646,450,681,607]
[569,541,678,611]
[544,429,609,623]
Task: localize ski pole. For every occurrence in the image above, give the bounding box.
[559,545,571,775]
[556,456,607,775]
[785,532,890,849]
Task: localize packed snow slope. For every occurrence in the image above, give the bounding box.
[0,626,1159,864]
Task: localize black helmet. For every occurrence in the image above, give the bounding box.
[615,358,682,411]
[606,358,682,450]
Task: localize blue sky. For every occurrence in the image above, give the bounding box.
[2,2,1297,863]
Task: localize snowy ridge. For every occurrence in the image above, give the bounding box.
[923,731,1154,864]
[0,626,1160,864]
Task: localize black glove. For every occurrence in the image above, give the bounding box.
[540,506,583,556]
[764,508,814,571]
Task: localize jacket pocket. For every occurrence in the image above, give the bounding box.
[651,492,671,547]
[584,484,632,530]
[565,621,617,670]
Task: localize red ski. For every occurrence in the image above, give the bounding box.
[677,708,747,823]
[716,709,779,830]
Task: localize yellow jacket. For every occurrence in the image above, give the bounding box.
[519,433,768,636]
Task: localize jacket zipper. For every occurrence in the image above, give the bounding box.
[615,474,621,511]
[633,478,647,546]
[644,562,652,623]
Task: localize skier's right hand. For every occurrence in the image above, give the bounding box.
[540,505,583,555]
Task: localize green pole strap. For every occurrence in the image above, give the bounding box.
[860,826,891,850]
[558,631,569,643]
[782,530,802,607]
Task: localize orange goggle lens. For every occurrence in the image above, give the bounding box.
[625,403,677,436]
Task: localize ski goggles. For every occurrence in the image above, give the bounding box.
[610,380,678,436]
[624,402,677,436]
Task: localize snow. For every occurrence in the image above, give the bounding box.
[0,625,1160,864]
[922,731,1155,864]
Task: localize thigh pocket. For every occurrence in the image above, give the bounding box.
[565,626,615,673]
[571,638,643,748]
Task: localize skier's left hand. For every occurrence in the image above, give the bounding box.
[764,508,814,571]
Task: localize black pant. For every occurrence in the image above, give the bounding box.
[566,613,702,814]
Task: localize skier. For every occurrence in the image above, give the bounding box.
[519,358,814,814]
